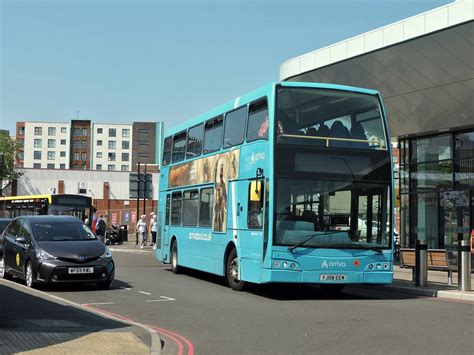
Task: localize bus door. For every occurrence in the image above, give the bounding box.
[352,187,387,244]
[160,194,171,260]
[237,178,266,282]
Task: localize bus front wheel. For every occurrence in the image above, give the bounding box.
[226,249,246,291]
[171,241,181,274]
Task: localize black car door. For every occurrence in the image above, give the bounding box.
[16,220,34,275]
[3,220,21,275]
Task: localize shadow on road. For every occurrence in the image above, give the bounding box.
[0,281,131,353]
[168,267,423,301]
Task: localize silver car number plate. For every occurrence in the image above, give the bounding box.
[68,267,94,274]
[320,274,347,281]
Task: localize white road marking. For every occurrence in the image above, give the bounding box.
[139,291,152,295]
[119,287,131,290]
[81,302,115,306]
[145,296,175,302]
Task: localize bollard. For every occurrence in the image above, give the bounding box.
[458,240,471,291]
[415,240,428,287]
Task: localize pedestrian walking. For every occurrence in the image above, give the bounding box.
[96,214,107,243]
[149,212,157,249]
[137,215,147,248]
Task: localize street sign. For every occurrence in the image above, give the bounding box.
[129,173,153,199]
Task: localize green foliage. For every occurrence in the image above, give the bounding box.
[0,131,19,182]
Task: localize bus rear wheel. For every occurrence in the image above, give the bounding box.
[171,241,181,274]
[226,249,246,291]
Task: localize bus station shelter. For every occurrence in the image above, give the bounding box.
[279,1,474,249]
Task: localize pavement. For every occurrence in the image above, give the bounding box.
[1,242,472,355]
[0,279,160,355]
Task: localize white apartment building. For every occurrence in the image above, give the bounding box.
[91,123,133,171]
[22,122,71,169]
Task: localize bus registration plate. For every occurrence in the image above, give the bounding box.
[68,267,94,274]
[320,274,347,281]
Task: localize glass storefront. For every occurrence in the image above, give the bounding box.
[399,129,474,249]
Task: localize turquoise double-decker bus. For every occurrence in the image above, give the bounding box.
[156,82,394,292]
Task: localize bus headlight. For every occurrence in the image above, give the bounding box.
[100,247,112,259]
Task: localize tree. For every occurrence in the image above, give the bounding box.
[0,131,20,183]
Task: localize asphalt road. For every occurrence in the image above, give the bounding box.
[23,249,474,354]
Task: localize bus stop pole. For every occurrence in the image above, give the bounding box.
[136,162,140,247]
[458,239,471,291]
[415,240,428,287]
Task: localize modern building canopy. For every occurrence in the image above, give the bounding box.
[280,1,474,138]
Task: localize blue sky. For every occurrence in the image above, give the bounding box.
[1,0,453,134]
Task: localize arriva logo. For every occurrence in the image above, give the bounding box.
[321,260,347,268]
[250,152,265,165]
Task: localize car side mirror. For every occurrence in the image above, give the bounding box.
[15,236,27,244]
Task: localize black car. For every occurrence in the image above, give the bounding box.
[0,215,114,289]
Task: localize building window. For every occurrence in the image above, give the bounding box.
[108,152,116,161]
[48,139,56,148]
[60,139,66,145]
[203,116,223,154]
[73,164,80,169]
[34,139,42,148]
[34,127,42,135]
[186,124,203,159]
[34,151,41,160]
[18,126,25,135]
[109,128,116,137]
[97,140,102,146]
[60,151,66,157]
[61,127,67,133]
[47,151,55,160]
[122,153,129,161]
[97,128,103,134]
[122,141,130,149]
[139,152,150,158]
[74,152,80,160]
[182,190,199,226]
[122,129,130,138]
[96,164,102,170]
[121,165,129,171]
[81,153,87,161]
[33,163,41,169]
[81,140,87,148]
[60,163,66,169]
[139,128,150,133]
[138,140,150,145]
[47,163,55,169]
[82,128,88,136]
[108,164,115,171]
[18,151,24,160]
[108,140,116,149]
[73,140,81,148]
[17,139,24,147]
[74,128,82,136]
[48,127,56,136]
[96,152,102,158]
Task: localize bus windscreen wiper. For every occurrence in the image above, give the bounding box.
[349,244,384,255]
[287,231,343,252]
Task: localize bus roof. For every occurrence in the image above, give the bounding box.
[0,194,52,202]
[165,81,380,137]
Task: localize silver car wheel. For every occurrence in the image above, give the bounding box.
[26,262,33,288]
[0,257,5,278]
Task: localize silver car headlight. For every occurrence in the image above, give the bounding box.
[36,248,57,260]
[100,247,112,259]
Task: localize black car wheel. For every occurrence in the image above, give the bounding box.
[0,255,12,280]
[25,261,36,288]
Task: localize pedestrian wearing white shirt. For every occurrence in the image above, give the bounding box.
[137,215,147,248]
[149,212,157,249]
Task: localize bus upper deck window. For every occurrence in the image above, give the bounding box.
[172,131,187,163]
[247,99,268,142]
[203,116,223,154]
[186,124,204,159]
[162,137,172,166]
[223,106,247,148]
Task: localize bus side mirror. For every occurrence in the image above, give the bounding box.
[250,181,263,202]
